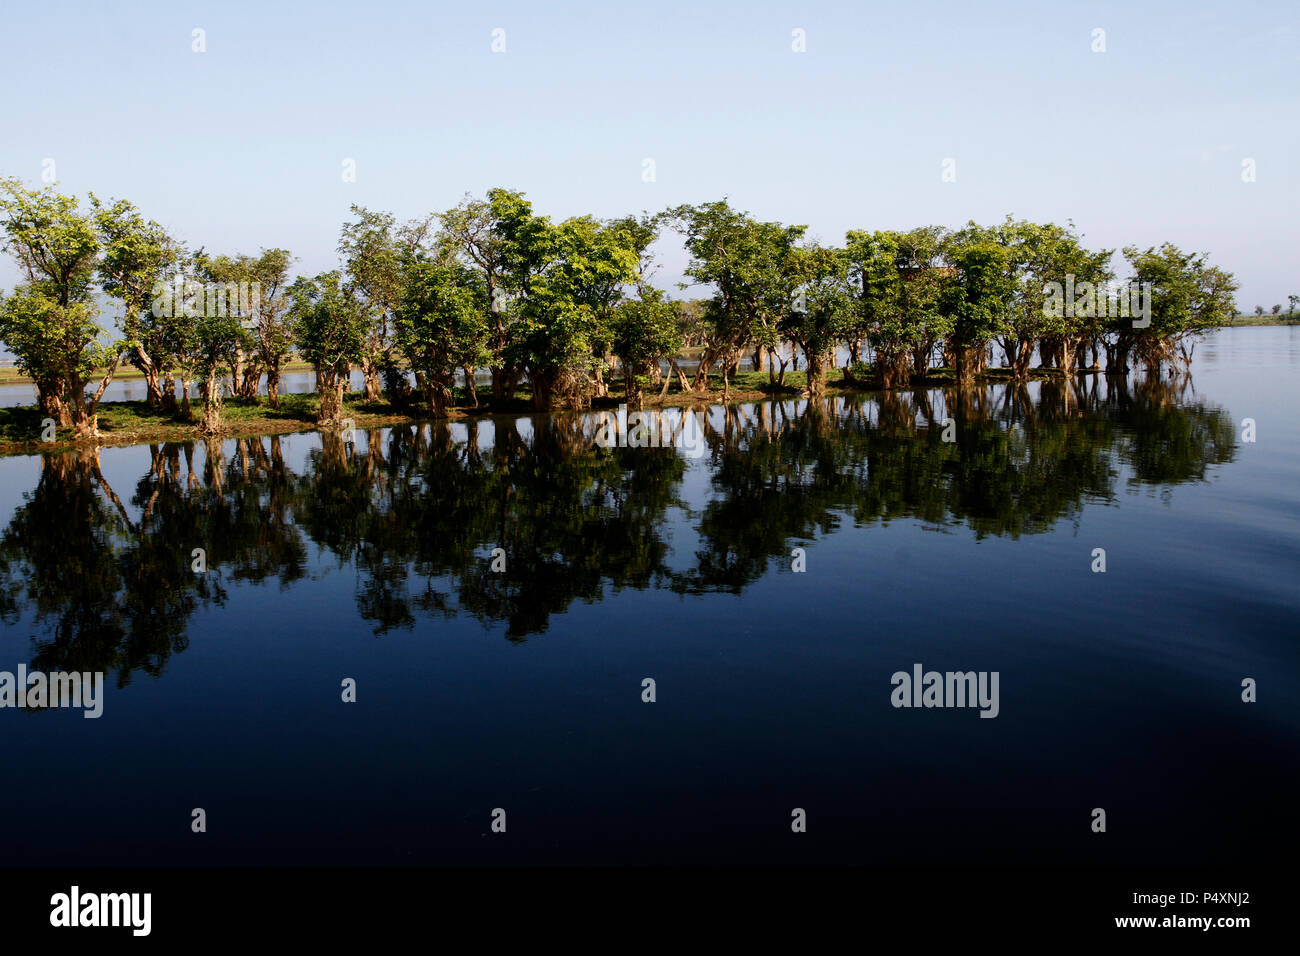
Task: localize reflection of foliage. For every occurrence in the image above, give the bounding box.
[0,373,1236,679]
[299,417,686,640]
[674,373,1236,593]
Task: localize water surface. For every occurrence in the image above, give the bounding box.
[0,326,1295,866]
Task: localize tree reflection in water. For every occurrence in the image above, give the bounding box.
[0,373,1236,685]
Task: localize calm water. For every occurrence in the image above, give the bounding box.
[0,326,1295,866]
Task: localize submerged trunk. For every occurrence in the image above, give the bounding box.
[529,367,562,412]
[878,351,910,389]
[423,375,451,419]
[954,344,983,387]
[1058,337,1078,377]
[1011,337,1035,380]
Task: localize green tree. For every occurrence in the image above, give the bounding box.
[670,201,806,396]
[287,272,370,425]
[90,195,182,408]
[339,206,434,401]
[394,262,490,418]
[940,235,1013,385]
[510,214,638,410]
[0,179,121,437]
[1123,244,1238,374]
[610,289,683,406]
[781,245,853,396]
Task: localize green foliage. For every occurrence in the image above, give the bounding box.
[611,289,683,371]
[394,262,490,414]
[287,272,369,373]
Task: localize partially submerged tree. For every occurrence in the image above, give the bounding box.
[394,262,489,418]
[288,272,369,425]
[1122,244,1237,374]
[611,289,683,406]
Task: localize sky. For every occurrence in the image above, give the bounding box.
[0,0,1296,309]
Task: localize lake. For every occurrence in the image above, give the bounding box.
[0,325,1295,866]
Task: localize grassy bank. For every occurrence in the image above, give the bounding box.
[1224,314,1300,326]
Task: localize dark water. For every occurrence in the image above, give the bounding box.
[0,326,1295,866]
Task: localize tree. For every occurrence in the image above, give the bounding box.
[781,245,853,396]
[0,179,121,437]
[245,249,294,406]
[192,249,292,402]
[287,272,369,425]
[509,214,638,410]
[610,290,683,406]
[1124,244,1237,374]
[670,201,806,396]
[1271,303,1282,316]
[394,262,489,418]
[439,189,547,403]
[980,218,1109,380]
[339,206,433,401]
[845,228,948,387]
[90,195,181,408]
[940,235,1013,386]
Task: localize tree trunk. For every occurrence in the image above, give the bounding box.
[424,376,450,419]
[463,367,478,407]
[266,366,280,408]
[805,347,827,397]
[362,357,382,401]
[668,358,690,394]
[955,344,982,387]
[317,367,344,425]
[161,374,178,413]
[691,351,716,393]
[200,373,223,434]
[1012,338,1035,380]
[1058,338,1078,378]
[37,383,71,428]
[878,352,909,389]
[530,368,557,411]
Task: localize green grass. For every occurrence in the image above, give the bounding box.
[1225,314,1300,326]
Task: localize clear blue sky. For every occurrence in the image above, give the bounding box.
[1,0,1295,308]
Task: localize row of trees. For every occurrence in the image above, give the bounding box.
[1253,298,1298,316]
[0,178,1240,437]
